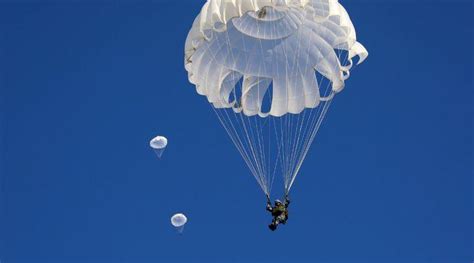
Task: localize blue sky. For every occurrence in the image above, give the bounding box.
[0,1,472,262]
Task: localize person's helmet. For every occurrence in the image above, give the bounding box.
[275,200,282,206]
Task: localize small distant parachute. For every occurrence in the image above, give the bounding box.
[149,135,168,158]
[171,213,187,233]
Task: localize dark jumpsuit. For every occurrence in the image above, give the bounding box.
[267,199,290,229]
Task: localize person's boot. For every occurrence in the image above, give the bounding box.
[268,223,277,231]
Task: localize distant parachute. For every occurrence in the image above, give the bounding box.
[171,213,187,233]
[150,135,168,158]
[185,0,368,197]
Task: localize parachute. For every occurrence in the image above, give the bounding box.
[185,0,368,197]
[150,135,168,158]
[171,213,188,233]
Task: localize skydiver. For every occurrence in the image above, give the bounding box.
[266,194,290,231]
[257,7,267,19]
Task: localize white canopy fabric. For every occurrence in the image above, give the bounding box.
[150,136,168,158]
[185,0,368,117]
[150,136,168,150]
[171,213,188,227]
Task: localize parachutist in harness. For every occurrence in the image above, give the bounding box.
[257,7,267,19]
[266,195,290,231]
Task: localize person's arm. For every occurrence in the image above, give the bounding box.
[266,195,273,211]
[285,195,290,208]
[266,203,273,212]
[266,205,273,212]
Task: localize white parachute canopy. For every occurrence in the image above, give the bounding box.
[185,0,368,196]
[149,135,168,158]
[171,213,188,233]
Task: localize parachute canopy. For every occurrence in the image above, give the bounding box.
[185,0,367,196]
[185,0,368,117]
[149,135,168,158]
[171,213,187,227]
[171,213,188,233]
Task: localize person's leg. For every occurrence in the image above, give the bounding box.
[276,215,285,225]
[273,220,279,226]
[268,223,277,231]
[269,218,279,231]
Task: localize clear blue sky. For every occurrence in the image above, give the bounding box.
[0,1,472,262]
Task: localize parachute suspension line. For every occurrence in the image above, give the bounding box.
[205,11,357,197]
[278,115,288,192]
[255,24,270,191]
[285,49,351,192]
[232,31,270,195]
[250,112,270,193]
[287,92,334,192]
[239,105,269,195]
[201,30,270,195]
[278,18,290,192]
[284,97,330,192]
[231,109,269,195]
[286,108,307,192]
[228,33,266,194]
[286,29,317,191]
[256,114,270,191]
[283,29,305,191]
[269,117,280,193]
[267,16,280,195]
[210,26,274,196]
[211,106,267,194]
[276,16,319,193]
